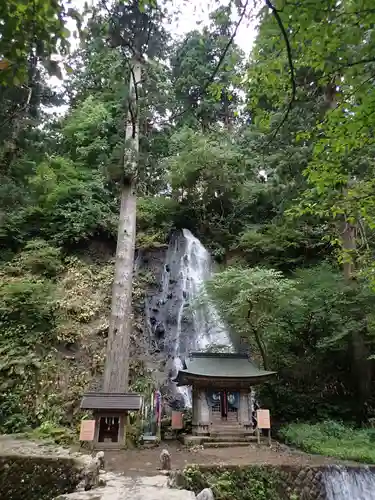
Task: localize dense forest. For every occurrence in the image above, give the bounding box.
[1,0,375,443]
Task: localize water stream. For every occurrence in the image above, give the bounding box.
[323,466,375,500]
[146,229,233,406]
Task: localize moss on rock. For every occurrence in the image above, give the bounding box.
[182,464,285,500]
[179,464,331,500]
[0,455,81,500]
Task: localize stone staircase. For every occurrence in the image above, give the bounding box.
[186,411,258,448]
[184,420,258,448]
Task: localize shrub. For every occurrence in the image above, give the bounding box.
[183,465,283,500]
[27,421,75,445]
[280,421,375,464]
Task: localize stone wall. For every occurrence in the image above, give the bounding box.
[0,455,82,500]
[277,466,326,500]
[173,464,374,500]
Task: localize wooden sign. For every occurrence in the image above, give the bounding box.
[171,411,183,430]
[257,409,270,429]
[256,409,271,446]
[79,419,95,441]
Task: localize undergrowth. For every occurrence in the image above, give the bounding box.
[183,465,283,500]
[280,421,375,464]
[22,421,76,445]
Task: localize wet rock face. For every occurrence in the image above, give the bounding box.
[142,233,194,406]
[142,230,233,409]
[145,231,193,361]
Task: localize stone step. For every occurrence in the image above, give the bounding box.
[210,432,255,438]
[204,441,252,448]
[202,436,256,443]
[211,424,242,428]
[210,423,242,427]
[210,428,245,433]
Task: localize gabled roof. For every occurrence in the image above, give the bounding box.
[173,352,276,386]
[80,392,142,411]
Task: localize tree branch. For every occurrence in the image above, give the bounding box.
[159,0,250,128]
[336,57,375,70]
[265,0,296,146]
[204,0,249,91]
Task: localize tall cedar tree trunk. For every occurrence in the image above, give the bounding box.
[103,59,141,393]
[325,84,371,423]
[341,218,372,423]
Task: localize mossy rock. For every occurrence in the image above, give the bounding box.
[0,455,82,500]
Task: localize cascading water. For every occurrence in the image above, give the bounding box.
[323,466,375,500]
[146,229,233,407]
[180,229,230,350]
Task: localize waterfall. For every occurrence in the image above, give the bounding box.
[146,229,232,407]
[181,228,230,350]
[172,229,232,405]
[323,466,375,500]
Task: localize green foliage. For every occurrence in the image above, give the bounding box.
[206,266,295,367]
[172,5,245,129]
[62,96,113,166]
[126,421,143,448]
[0,243,59,431]
[0,0,76,86]
[1,156,117,248]
[0,278,57,349]
[26,421,75,445]
[237,220,328,270]
[164,126,254,249]
[280,422,375,464]
[4,239,63,277]
[258,263,375,422]
[2,0,375,436]
[248,0,375,276]
[0,455,81,500]
[0,244,112,432]
[137,196,179,248]
[183,465,283,500]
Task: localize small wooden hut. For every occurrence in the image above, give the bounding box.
[80,392,141,449]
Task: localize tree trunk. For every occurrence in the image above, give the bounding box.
[247,306,269,370]
[252,325,269,370]
[340,217,372,423]
[341,219,356,281]
[103,59,141,393]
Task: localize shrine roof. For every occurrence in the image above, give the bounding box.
[80,392,142,411]
[173,352,276,386]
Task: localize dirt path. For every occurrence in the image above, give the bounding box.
[0,434,352,479]
[101,441,352,476]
